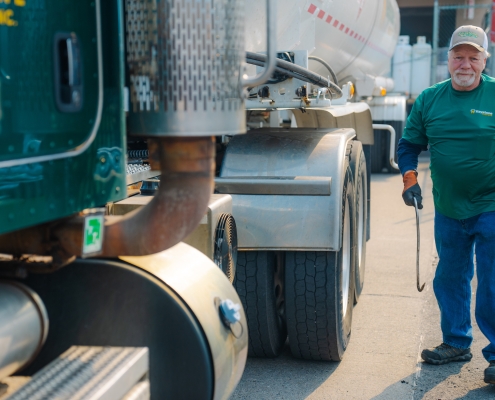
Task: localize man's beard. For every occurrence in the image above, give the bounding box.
[452,70,476,87]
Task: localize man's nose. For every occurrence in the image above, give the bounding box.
[459,58,472,68]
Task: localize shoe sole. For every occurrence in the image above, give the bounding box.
[421,352,472,365]
[484,376,495,384]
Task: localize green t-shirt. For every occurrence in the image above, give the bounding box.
[403,74,495,219]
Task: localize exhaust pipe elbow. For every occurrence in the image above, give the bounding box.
[100,136,215,257]
[0,137,215,262]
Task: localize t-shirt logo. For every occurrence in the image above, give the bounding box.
[459,32,478,38]
[471,108,493,117]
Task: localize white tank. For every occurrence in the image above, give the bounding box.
[392,36,412,94]
[411,36,432,98]
[244,0,400,81]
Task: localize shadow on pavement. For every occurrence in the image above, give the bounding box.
[455,385,495,399]
[369,372,418,399]
[416,360,495,399]
[370,360,495,399]
[230,342,339,400]
[371,362,465,399]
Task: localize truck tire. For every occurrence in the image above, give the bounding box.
[350,141,367,303]
[234,251,287,357]
[285,167,356,361]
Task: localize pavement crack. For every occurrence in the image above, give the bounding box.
[362,293,421,299]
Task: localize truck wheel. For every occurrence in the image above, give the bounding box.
[285,168,356,361]
[234,251,287,357]
[350,141,367,303]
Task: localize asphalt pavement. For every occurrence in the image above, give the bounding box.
[230,157,495,400]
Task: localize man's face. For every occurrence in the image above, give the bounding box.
[448,44,486,91]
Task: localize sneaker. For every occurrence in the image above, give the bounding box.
[421,343,472,365]
[485,361,495,384]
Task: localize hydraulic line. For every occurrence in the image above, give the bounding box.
[308,56,339,86]
[245,52,343,98]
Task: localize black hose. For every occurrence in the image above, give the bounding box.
[246,52,343,98]
[308,56,339,86]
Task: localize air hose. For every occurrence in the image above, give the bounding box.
[245,51,343,98]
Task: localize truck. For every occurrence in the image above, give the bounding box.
[213,0,403,361]
[0,0,250,399]
[104,0,404,366]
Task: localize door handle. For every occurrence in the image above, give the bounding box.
[54,32,83,112]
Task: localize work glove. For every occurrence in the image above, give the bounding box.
[402,170,423,209]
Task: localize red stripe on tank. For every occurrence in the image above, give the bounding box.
[306,6,393,57]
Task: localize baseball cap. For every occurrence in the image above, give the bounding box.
[449,25,488,52]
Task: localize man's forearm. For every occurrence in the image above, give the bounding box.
[397,138,427,175]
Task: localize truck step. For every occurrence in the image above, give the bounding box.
[4,346,149,400]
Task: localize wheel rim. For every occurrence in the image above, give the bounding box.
[342,197,351,318]
[357,178,365,278]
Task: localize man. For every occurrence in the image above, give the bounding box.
[397,25,495,385]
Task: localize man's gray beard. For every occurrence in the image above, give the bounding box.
[453,71,476,87]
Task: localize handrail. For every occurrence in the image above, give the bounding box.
[241,0,277,87]
[372,124,399,170]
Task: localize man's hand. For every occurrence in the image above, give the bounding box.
[402,170,423,209]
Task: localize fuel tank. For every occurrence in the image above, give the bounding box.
[16,244,247,400]
[245,0,400,81]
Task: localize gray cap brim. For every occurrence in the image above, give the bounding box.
[449,41,485,52]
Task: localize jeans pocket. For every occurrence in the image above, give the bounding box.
[474,135,494,160]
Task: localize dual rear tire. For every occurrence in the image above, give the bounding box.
[233,251,286,357]
[285,164,356,361]
[235,146,365,361]
[350,141,368,303]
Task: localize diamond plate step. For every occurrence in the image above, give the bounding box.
[4,346,149,400]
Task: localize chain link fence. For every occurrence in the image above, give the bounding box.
[432,1,494,84]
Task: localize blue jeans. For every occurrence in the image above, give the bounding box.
[434,210,495,362]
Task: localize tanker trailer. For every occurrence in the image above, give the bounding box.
[215,0,402,361]
[0,0,251,398]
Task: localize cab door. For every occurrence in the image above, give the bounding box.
[0,0,102,167]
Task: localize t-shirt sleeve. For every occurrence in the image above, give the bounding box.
[397,138,427,175]
[402,92,428,147]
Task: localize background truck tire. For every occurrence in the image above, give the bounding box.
[350,141,368,303]
[285,167,356,361]
[234,251,287,357]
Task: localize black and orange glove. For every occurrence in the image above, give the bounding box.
[402,170,423,209]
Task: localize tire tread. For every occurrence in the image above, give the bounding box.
[234,251,286,357]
